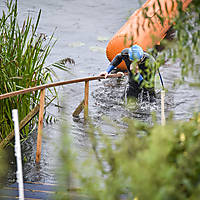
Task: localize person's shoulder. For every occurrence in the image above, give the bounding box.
[143,52,151,58]
[121,48,129,56]
[143,52,155,62]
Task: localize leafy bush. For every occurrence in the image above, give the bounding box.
[57,114,200,200]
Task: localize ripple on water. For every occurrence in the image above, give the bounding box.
[91,77,163,128]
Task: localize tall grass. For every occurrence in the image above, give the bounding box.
[0,0,71,141]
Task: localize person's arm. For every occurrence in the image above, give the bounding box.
[100,53,123,78]
[106,64,115,73]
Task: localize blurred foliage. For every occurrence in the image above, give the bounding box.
[0,149,7,188]
[148,0,200,86]
[57,114,200,200]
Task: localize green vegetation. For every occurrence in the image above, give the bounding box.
[0,149,6,188]
[57,115,200,200]
[0,0,71,142]
[56,0,200,199]
[150,0,200,86]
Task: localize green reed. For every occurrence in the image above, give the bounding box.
[0,0,70,141]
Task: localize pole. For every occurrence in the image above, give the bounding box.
[1,105,40,148]
[161,90,166,126]
[157,68,165,90]
[72,100,84,117]
[36,89,45,163]
[12,109,24,200]
[84,81,89,120]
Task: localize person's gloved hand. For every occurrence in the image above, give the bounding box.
[117,72,124,77]
[99,71,108,78]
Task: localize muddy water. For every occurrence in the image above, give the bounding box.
[7,0,200,184]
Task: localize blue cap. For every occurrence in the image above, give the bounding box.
[128,45,144,61]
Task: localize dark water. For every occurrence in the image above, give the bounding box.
[6,0,200,184]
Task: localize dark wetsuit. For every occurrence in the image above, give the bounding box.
[107,48,156,101]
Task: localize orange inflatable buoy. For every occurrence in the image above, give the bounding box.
[106,0,192,71]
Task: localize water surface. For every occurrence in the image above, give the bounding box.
[6,0,200,184]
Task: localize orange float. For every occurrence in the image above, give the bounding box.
[106,0,192,71]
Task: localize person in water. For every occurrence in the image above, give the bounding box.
[100,44,156,101]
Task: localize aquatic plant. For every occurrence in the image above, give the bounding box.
[0,149,7,188]
[0,0,72,141]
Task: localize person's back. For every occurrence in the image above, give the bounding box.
[126,51,156,101]
[100,45,156,101]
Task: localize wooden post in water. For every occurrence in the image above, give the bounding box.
[161,90,166,126]
[84,81,89,120]
[36,89,45,163]
[72,100,84,117]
